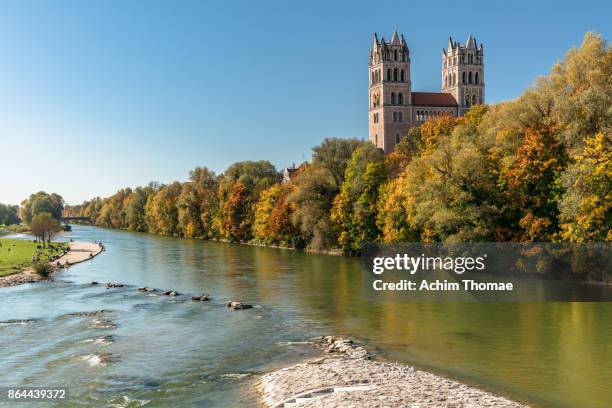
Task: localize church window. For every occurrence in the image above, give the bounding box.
[475,72,479,84]
[387,69,392,81]
[468,71,473,84]
[391,92,396,105]
[398,112,403,122]
[395,134,400,144]
[393,112,397,122]
[393,68,398,81]
[465,96,471,107]
[473,95,478,105]
[394,50,398,61]
[401,69,405,82]
[462,72,466,84]
[398,93,403,105]
[371,71,375,85]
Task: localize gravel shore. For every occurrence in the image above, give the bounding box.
[258,336,528,408]
[0,241,103,287]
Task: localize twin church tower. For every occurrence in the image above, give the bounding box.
[369,31,485,152]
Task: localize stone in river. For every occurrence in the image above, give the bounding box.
[192,295,211,301]
[162,290,180,296]
[226,301,253,310]
[138,287,156,292]
[106,282,124,288]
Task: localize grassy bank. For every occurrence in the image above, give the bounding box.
[0,238,67,277]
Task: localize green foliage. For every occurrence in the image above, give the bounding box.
[0,203,20,225]
[331,144,386,253]
[33,262,53,277]
[20,192,64,224]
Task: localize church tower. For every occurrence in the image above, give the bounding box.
[441,35,484,114]
[368,31,412,153]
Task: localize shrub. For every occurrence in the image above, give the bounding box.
[33,262,53,278]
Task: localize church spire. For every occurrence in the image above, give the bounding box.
[390,30,401,45]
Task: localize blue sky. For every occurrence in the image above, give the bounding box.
[0,0,609,205]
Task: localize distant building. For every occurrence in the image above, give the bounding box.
[281,162,307,184]
[369,31,485,153]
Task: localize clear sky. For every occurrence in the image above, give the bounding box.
[0,0,609,205]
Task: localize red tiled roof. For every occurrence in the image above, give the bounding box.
[411,92,457,107]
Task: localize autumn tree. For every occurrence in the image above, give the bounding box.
[145,182,182,235]
[559,132,611,241]
[30,212,61,246]
[504,126,568,241]
[331,144,386,253]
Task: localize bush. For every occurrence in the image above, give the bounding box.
[33,262,53,278]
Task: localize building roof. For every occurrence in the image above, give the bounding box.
[411,92,458,107]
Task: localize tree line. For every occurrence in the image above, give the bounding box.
[63,34,610,255]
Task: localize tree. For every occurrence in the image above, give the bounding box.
[145,182,182,235]
[504,126,568,241]
[331,144,386,253]
[30,212,61,246]
[20,192,64,223]
[220,181,251,242]
[312,138,366,188]
[0,204,20,225]
[559,132,612,241]
[288,165,338,251]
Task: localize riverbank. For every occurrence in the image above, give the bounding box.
[258,336,528,408]
[0,241,103,287]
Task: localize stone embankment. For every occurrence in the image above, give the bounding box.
[258,336,528,408]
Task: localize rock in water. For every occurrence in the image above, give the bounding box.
[138,287,156,292]
[162,290,180,296]
[106,282,124,288]
[226,301,253,310]
[192,295,211,301]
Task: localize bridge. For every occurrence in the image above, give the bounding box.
[60,216,91,223]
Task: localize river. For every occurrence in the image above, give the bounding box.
[0,225,610,407]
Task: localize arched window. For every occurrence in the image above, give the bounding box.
[473,95,478,105]
[371,71,375,85]
[393,68,398,81]
[394,50,398,61]
[465,96,471,107]
[401,69,405,82]
[393,111,397,122]
[462,72,466,84]
[475,72,479,84]
[391,92,396,105]
[395,134,400,144]
[398,93,403,105]
[398,112,402,122]
[468,71,473,84]
[387,69,392,81]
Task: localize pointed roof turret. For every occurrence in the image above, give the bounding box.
[466,34,476,49]
[372,32,379,50]
[390,30,401,45]
[448,36,454,51]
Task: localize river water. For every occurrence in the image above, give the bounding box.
[0,225,610,407]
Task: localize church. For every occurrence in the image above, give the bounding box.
[369,31,485,153]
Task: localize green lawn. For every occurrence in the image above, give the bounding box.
[0,238,68,277]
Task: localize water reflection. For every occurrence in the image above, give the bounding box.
[0,225,609,408]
